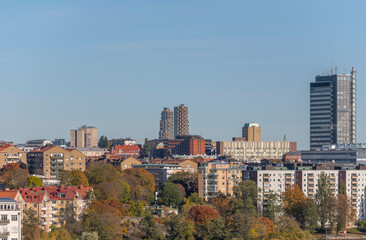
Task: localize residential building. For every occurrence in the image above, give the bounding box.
[216,140,297,162]
[0,144,27,168]
[174,104,189,138]
[0,198,22,240]
[242,122,261,142]
[173,135,205,155]
[159,107,174,140]
[133,164,182,189]
[27,146,86,179]
[198,158,245,201]
[120,157,141,170]
[75,147,108,157]
[111,145,141,158]
[110,138,136,146]
[243,164,366,220]
[310,67,356,150]
[53,139,67,147]
[70,125,98,148]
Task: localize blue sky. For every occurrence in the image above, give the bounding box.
[1,0,366,149]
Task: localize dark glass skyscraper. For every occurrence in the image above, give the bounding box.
[310,67,356,150]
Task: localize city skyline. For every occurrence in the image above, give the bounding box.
[1,1,366,150]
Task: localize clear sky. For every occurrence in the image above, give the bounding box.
[1,0,366,150]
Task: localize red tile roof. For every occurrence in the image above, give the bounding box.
[0,190,19,200]
[29,146,55,153]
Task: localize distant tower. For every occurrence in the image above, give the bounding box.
[310,67,356,150]
[242,122,261,142]
[174,104,189,138]
[159,108,174,139]
[70,125,98,147]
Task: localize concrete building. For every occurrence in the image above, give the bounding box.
[198,158,245,201]
[110,138,136,146]
[300,143,366,164]
[174,104,189,138]
[310,67,356,150]
[242,122,261,142]
[70,125,98,148]
[216,140,297,162]
[0,198,22,240]
[173,135,205,156]
[159,108,174,140]
[0,144,27,168]
[27,146,86,179]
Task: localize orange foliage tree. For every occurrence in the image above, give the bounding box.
[188,205,219,225]
[122,168,155,202]
[0,163,29,189]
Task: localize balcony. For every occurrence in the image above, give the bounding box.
[0,220,10,225]
[41,214,47,218]
[0,232,9,238]
[41,222,47,226]
[41,207,47,211]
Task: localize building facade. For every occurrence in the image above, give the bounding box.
[0,144,27,168]
[133,164,182,189]
[0,198,22,240]
[27,146,86,179]
[174,104,189,138]
[310,67,356,150]
[242,122,261,142]
[70,125,98,148]
[216,141,297,162]
[159,108,174,140]
[198,159,245,201]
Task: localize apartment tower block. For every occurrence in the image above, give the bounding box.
[174,104,189,138]
[242,122,261,142]
[159,108,174,139]
[70,125,98,148]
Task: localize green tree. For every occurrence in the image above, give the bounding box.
[142,138,150,157]
[317,172,337,232]
[98,135,109,148]
[339,179,347,195]
[198,217,228,240]
[357,220,366,232]
[141,214,164,240]
[272,215,312,240]
[26,176,42,187]
[168,171,198,196]
[301,197,319,233]
[233,180,258,214]
[158,182,183,208]
[187,193,204,205]
[165,215,195,240]
[86,163,122,185]
[263,192,281,221]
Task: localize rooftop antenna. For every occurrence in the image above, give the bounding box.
[334,65,338,74]
[330,65,334,75]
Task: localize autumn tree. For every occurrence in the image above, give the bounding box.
[272,215,312,240]
[85,163,122,185]
[337,193,356,233]
[22,208,43,240]
[317,172,337,232]
[233,180,258,214]
[122,168,155,202]
[94,178,130,203]
[60,170,89,186]
[158,182,183,208]
[188,205,218,225]
[165,215,195,240]
[0,163,29,189]
[80,232,98,240]
[26,176,42,187]
[168,171,198,196]
[197,217,228,240]
[248,217,276,240]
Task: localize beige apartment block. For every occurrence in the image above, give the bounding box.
[70,125,98,148]
[0,144,27,168]
[174,104,189,138]
[217,140,297,162]
[120,157,141,170]
[198,159,245,201]
[242,122,261,142]
[27,146,86,179]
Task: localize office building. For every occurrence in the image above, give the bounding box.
[174,104,189,138]
[0,198,22,240]
[53,139,67,147]
[27,146,86,179]
[242,122,261,141]
[159,108,174,139]
[310,67,356,150]
[300,143,366,164]
[216,140,297,162]
[70,125,98,148]
[198,158,245,201]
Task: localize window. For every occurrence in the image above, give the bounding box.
[1,215,7,221]
[11,215,17,221]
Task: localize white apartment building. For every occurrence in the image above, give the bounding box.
[243,165,366,220]
[0,198,22,240]
[217,141,297,162]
